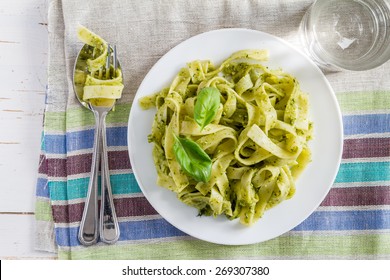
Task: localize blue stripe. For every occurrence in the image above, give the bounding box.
[66,129,94,152]
[335,161,390,183]
[43,114,390,154]
[55,219,186,247]
[54,210,390,246]
[44,126,128,154]
[44,134,66,154]
[35,177,49,198]
[106,127,128,146]
[49,173,141,201]
[343,114,390,135]
[293,210,390,231]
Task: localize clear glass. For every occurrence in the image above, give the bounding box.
[300,0,390,71]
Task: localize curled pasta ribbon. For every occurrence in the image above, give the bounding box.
[76,25,124,107]
[140,50,313,226]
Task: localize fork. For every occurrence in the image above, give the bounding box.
[98,45,121,244]
[74,44,121,245]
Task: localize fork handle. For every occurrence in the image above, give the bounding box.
[78,110,101,246]
[99,112,120,244]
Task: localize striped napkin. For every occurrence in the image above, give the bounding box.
[34,0,390,259]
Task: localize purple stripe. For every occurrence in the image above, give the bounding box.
[46,150,131,177]
[38,154,48,174]
[48,158,66,177]
[343,138,390,159]
[52,196,157,223]
[321,186,390,207]
[51,186,390,223]
[107,150,131,170]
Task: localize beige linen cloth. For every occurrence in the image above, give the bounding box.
[35,0,390,259]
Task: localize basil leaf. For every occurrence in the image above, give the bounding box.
[173,134,212,182]
[194,87,221,130]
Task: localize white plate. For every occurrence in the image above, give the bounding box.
[128,28,343,245]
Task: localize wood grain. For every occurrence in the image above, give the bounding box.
[0,214,56,259]
[0,0,55,258]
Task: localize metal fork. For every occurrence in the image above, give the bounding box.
[73,44,121,245]
[98,44,120,244]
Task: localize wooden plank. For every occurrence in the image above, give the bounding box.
[0,0,55,259]
[0,0,48,212]
[0,214,56,259]
[0,140,43,212]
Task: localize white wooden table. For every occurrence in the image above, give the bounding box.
[0,0,56,259]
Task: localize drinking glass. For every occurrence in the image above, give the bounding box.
[300,0,390,71]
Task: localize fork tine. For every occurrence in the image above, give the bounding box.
[106,44,111,79]
[113,45,117,78]
[106,44,111,69]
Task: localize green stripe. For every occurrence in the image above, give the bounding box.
[336,161,390,183]
[44,103,131,131]
[34,199,53,222]
[49,173,141,201]
[58,233,390,260]
[336,90,390,113]
[44,109,66,133]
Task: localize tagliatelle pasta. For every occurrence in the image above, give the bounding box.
[74,25,124,107]
[139,50,313,226]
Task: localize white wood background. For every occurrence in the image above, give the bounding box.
[0,0,56,259]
